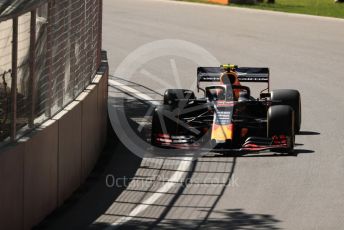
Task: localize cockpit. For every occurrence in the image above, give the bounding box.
[205,85,232,101]
[205,85,251,102]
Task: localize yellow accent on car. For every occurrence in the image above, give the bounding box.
[221,64,237,70]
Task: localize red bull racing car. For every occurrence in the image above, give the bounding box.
[151,64,301,154]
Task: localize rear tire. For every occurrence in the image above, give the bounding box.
[163,89,195,107]
[268,105,295,153]
[151,106,170,146]
[271,89,301,133]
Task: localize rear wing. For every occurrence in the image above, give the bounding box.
[197,66,270,92]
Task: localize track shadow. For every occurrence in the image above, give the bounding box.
[297,131,320,136]
[86,155,265,230]
[293,149,315,154]
[206,146,315,158]
[90,208,280,230]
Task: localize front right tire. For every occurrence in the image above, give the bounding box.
[268,105,295,153]
[271,89,301,133]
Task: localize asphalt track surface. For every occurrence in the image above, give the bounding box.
[36,1,344,229]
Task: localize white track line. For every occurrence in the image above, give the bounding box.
[107,79,193,229]
[109,79,160,105]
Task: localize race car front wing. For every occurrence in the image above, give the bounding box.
[152,134,291,153]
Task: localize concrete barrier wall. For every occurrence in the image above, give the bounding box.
[0,143,24,230]
[0,54,108,230]
[23,120,59,228]
[54,102,82,206]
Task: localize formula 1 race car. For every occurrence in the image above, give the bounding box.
[151,64,301,154]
